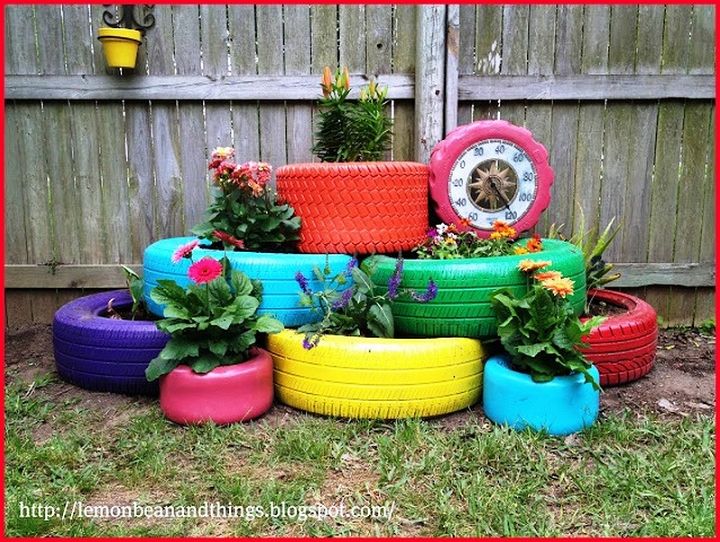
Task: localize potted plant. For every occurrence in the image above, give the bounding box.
[53,267,168,396]
[97,27,143,69]
[549,214,658,386]
[143,149,354,327]
[363,220,587,338]
[275,67,429,254]
[266,258,486,419]
[145,251,284,425]
[483,260,605,436]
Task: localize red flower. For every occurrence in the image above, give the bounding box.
[188,257,223,284]
[213,230,245,250]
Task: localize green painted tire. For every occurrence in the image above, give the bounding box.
[363,239,586,338]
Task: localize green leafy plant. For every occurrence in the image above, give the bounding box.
[120,265,146,318]
[145,252,283,381]
[548,207,622,293]
[414,220,544,259]
[312,66,392,162]
[295,257,437,348]
[491,259,605,390]
[192,148,301,252]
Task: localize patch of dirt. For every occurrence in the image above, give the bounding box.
[600,327,715,416]
[586,298,627,318]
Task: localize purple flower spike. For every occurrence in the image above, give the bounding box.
[387,258,404,300]
[332,288,354,311]
[345,257,358,274]
[295,271,312,295]
[426,228,438,239]
[411,279,438,303]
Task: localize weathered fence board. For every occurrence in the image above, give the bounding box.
[3,4,715,328]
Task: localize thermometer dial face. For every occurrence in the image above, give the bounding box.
[448,139,538,231]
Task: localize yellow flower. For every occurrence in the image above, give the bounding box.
[533,270,562,282]
[517,259,551,273]
[513,246,529,255]
[541,277,575,298]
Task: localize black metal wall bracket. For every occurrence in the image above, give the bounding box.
[102,4,155,35]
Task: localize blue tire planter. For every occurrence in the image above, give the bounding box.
[53,290,169,396]
[143,237,353,327]
[482,355,600,436]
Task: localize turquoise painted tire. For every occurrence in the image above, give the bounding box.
[482,355,599,436]
[363,238,586,338]
[143,237,353,327]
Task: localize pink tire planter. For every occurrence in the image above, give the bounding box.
[159,348,274,425]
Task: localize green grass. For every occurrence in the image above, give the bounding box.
[4,372,715,537]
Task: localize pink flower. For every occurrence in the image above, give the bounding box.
[188,257,223,284]
[171,239,199,263]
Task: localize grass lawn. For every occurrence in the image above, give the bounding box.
[4,375,714,537]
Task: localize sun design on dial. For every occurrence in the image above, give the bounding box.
[467,160,518,211]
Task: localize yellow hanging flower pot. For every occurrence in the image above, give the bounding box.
[97,27,142,69]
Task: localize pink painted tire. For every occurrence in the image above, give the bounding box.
[429,120,554,237]
[159,348,273,425]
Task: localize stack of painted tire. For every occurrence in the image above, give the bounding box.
[275,162,429,254]
[52,290,168,396]
[363,239,587,339]
[142,236,353,326]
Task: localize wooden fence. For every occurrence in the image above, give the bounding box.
[4,4,716,328]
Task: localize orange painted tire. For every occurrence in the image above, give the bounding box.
[275,162,429,254]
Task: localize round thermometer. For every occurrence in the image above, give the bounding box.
[429,120,554,237]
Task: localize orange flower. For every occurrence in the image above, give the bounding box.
[513,246,529,255]
[526,233,543,253]
[533,270,562,282]
[491,219,517,239]
[459,217,472,228]
[517,259,551,273]
[321,66,333,97]
[341,66,350,90]
[541,276,575,298]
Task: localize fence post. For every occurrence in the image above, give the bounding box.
[414,5,447,163]
[445,5,460,135]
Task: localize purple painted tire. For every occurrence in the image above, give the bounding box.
[52,290,169,395]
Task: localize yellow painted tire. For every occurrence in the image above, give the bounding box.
[266,330,486,419]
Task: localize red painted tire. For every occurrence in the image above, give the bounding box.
[275,162,429,254]
[159,348,274,425]
[429,120,553,236]
[580,289,658,387]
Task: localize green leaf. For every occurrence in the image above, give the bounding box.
[190,354,221,374]
[159,337,199,361]
[156,320,196,334]
[209,314,235,330]
[368,303,394,338]
[530,373,555,383]
[150,280,188,307]
[145,355,179,381]
[209,340,228,357]
[516,343,551,358]
[230,271,254,296]
[162,305,191,319]
[226,295,260,320]
[351,267,374,295]
[253,315,284,334]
